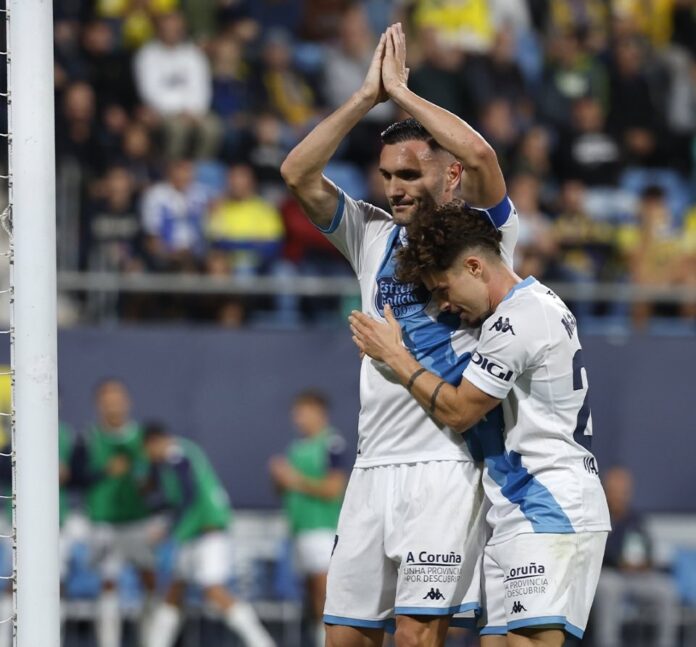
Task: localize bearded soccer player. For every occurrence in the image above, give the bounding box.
[350,202,610,647]
[281,23,518,647]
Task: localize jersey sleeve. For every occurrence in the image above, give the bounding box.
[315,188,392,275]
[463,307,536,400]
[469,195,519,269]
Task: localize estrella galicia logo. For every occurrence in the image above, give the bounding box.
[375,276,430,319]
[511,601,527,614]
[471,352,513,382]
[423,588,445,601]
[489,316,515,335]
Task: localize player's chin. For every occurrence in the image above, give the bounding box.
[391,205,416,225]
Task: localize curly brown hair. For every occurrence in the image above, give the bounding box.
[396,200,503,284]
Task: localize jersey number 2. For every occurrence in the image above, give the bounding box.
[572,349,592,449]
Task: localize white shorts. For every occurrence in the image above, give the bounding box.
[479,531,608,639]
[295,529,335,576]
[324,461,487,631]
[90,516,163,581]
[175,530,233,588]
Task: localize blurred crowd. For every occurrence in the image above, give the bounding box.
[42,0,696,325]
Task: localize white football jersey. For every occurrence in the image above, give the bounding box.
[462,278,611,543]
[321,189,519,467]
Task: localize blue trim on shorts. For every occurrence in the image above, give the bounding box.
[324,615,394,632]
[479,625,508,635]
[315,190,345,234]
[506,615,584,639]
[394,601,480,617]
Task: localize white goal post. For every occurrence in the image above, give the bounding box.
[6,1,60,647]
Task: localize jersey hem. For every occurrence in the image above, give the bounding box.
[353,454,474,468]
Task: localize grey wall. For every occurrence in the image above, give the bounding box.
[4,327,694,512]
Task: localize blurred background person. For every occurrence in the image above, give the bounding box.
[593,466,680,647]
[142,422,276,647]
[269,390,348,647]
[77,379,158,647]
[133,11,222,159]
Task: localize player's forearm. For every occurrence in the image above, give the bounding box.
[382,347,467,431]
[292,473,345,500]
[388,84,496,174]
[280,92,375,189]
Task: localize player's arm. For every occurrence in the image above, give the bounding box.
[350,305,501,432]
[269,456,346,500]
[280,33,388,228]
[382,24,505,208]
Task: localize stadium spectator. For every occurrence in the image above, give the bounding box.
[607,36,667,168]
[538,28,608,129]
[85,166,144,273]
[140,158,212,270]
[555,96,622,186]
[96,0,178,50]
[618,185,695,326]
[477,97,520,176]
[593,466,680,647]
[56,81,104,173]
[407,27,475,122]
[205,164,285,275]
[552,180,617,283]
[254,28,319,129]
[79,19,138,114]
[209,35,253,157]
[133,11,222,159]
[143,423,276,647]
[269,391,347,647]
[76,379,160,647]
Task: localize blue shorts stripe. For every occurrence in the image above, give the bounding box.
[323,614,386,629]
[479,625,508,635]
[506,615,585,639]
[394,601,480,617]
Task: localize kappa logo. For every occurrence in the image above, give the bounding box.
[511,601,527,614]
[422,588,445,601]
[489,316,515,335]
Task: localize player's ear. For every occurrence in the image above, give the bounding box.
[465,256,483,277]
[447,160,463,189]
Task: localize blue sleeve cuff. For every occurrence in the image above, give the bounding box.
[315,190,346,234]
[475,194,511,229]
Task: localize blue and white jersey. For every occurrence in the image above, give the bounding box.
[320,189,518,467]
[463,278,611,544]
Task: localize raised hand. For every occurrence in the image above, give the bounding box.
[358,33,388,107]
[382,23,409,96]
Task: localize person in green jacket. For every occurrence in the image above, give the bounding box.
[142,422,276,647]
[269,390,348,647]
[79,379,160,647]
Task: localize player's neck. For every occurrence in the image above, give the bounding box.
[488,264,523,311]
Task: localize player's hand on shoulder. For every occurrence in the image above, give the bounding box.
[106,454,131,477]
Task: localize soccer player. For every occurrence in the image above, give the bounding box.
[349,201,611,647]
[269,390,348,647]
[142,423,276,647]
[79,379,159,647]
[281,22,518,646]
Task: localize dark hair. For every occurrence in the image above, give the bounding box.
[380,118,441,151]
[143,421,169,442]
[396,200,503,283]
[640,184,665,200]
[293,389,330,410]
